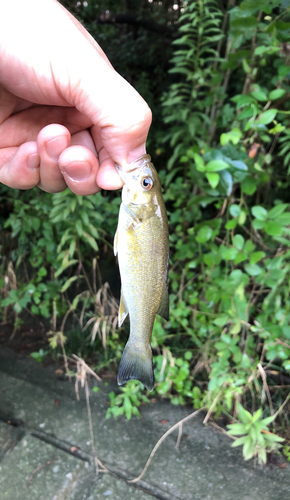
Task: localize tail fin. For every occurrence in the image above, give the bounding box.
[117,340,154,392]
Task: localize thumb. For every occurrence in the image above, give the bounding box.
[1,0,152,172]
[48,3,153,168]
[78,65,152,168]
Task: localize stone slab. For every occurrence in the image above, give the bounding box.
[0,433,92,500]
[0,347,290,500]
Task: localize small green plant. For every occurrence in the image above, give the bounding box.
[283,444,290,462]
[106,381,150,420]
[227,403,284,465]
[30,349,49,363]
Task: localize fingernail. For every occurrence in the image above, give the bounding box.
[126,144,146,164]
[27,153,40,170]
[62,161,91,181]
[45,136,68,161]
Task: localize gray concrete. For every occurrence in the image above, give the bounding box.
[0,347,289,500]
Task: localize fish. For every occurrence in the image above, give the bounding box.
[114,154,169,391]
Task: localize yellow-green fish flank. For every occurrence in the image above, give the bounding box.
[114,154,169,391]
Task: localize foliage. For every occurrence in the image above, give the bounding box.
[227,403,284,464]
[106,381,150,420]
[30,349,49,363]
[1,0,290,463]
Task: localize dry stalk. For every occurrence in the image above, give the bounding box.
[203,388,223,424]
[257,363,274,415]
[71,355,107,476]
[128,408,205,483]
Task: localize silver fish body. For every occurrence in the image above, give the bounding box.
[114,154,169,391]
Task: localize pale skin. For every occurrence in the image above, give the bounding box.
[0,0,152,194]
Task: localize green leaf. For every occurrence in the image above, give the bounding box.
[220,128,242,146]
[61,275,79,293]
[230,204,241,217]
[250,251,265,264]
[236,402,253,424]
[269,89,286,100]
[231,436,247,448]
[268,204,288,219]
[252,219,265,230]
[213,315,229,327]
[76,220,83,237]
[221,247,238,260]
[196,226,213,243]
[245,264,262,276]
[238,211,247,225]
[227,423,247,436]
[241,176,257,195]
[206,172,220,189]
[243,437,255,460]
[226,219,238,229]
[276,213,290,226]
[256,109,278,125]
[264,221,282,236]
[206,160,229,172]
[219,170,233,196]
[251,206,268,220]
[193,153,205,172]
[251,90,268,102]
[233,234,244,250]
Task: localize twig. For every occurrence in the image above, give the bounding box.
[72,355,107,476]
[257,363,274,415]
[72,354,102,382]
[209,420,237,440]
[203,388,223,424]
[26,459,56,487]
[175,422,183,449]
[128,408,205,483]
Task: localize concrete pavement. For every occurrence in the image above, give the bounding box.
[0,346,289,500]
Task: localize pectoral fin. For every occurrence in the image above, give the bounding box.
[118,291,129,327]
[157,282,169,321]
[114,228,118,256]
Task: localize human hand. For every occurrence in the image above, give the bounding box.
[0,0,152,194]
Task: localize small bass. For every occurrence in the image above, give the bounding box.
[114,154,169,391]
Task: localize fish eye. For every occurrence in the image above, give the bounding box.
[141,177,153,191]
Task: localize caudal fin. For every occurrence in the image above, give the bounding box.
[117,341,154,392]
